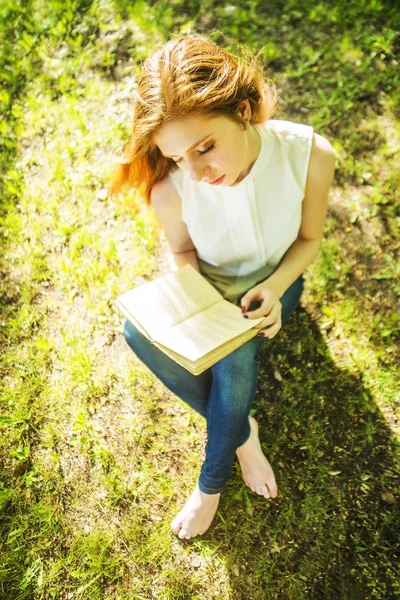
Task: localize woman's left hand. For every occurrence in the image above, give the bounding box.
[240,281,282,339]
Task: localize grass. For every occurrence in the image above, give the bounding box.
[0,0,399,598]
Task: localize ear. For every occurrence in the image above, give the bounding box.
[238,99,251,122]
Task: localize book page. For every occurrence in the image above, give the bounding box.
[116,264,222,339]
[154,300,264,361]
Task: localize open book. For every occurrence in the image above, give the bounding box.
[116,264,264,376]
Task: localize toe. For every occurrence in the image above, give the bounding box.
[259,485,270,498]
[171,518,182,535]
[263,487,270,499]
[178,528,189,539]
[267,481,278,498]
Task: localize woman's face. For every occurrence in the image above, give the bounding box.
[153,109,261,187]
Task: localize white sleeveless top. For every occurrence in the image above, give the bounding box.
[169,119,313,301]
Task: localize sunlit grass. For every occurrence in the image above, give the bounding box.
[0,1,399,599]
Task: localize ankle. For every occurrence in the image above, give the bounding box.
[197,485,221,499]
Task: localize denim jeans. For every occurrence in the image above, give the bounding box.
[123,275,304,494]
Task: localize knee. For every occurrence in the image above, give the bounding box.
[212,344,259,394]
[123,318,142,352]
[220,343,258,372]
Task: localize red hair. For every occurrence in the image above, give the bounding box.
[112,34,278,205]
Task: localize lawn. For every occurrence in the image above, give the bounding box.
[0,1,399,598]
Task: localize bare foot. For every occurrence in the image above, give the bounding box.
[171,484,220,540]
[236,416,278,499]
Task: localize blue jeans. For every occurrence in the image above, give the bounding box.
[123,275,304,494]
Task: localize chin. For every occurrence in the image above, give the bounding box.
[229,174,242,187]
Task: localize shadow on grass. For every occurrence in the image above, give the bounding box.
[196,307,399,600]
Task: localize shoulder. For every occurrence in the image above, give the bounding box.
[262,120,335,178]
[264,121,335,177]
[149,174,184,222]
[308,132,336,182]
[262,119,313,141]
[261,120,315,170]
[149,174,195,253]
[150,174,178,206]
[149,173,186,225]
[311,132,335,158]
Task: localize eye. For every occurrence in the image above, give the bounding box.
[198,144,215,156]
[168,143,215,163]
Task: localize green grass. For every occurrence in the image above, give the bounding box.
[1,0,399,598]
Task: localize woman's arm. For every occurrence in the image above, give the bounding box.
[150,176,200,273]
[240,132,335,336]
[265,132,336,297]
[170,249,200,272]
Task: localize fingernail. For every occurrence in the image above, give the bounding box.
[256,332,264,337]
[241,306,246,313]
[243,314,248,319]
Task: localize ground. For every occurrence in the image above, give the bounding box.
[0,1,399,599]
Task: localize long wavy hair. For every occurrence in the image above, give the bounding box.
[112,34,278,204]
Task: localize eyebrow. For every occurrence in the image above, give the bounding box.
[163,134,212,159]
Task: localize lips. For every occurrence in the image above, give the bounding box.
[209,175,225,185]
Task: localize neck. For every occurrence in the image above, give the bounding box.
[234,125,261,184]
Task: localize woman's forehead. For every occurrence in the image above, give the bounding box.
[153,114,223,156]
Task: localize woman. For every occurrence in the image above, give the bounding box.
[113,34,335,540]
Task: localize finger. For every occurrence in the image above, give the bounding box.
[240,289,260,313]
[253,315,274,331]
[247,300,280,323]
[259,303,282,327]
[260,319,282,339]
[243,299,275,319]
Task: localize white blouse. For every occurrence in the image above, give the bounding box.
[169,119,313,300]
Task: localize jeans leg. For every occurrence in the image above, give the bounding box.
[198,336,265,494]
[198,275,305,494]
[123,319,212,418]
[280,275,304,324]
